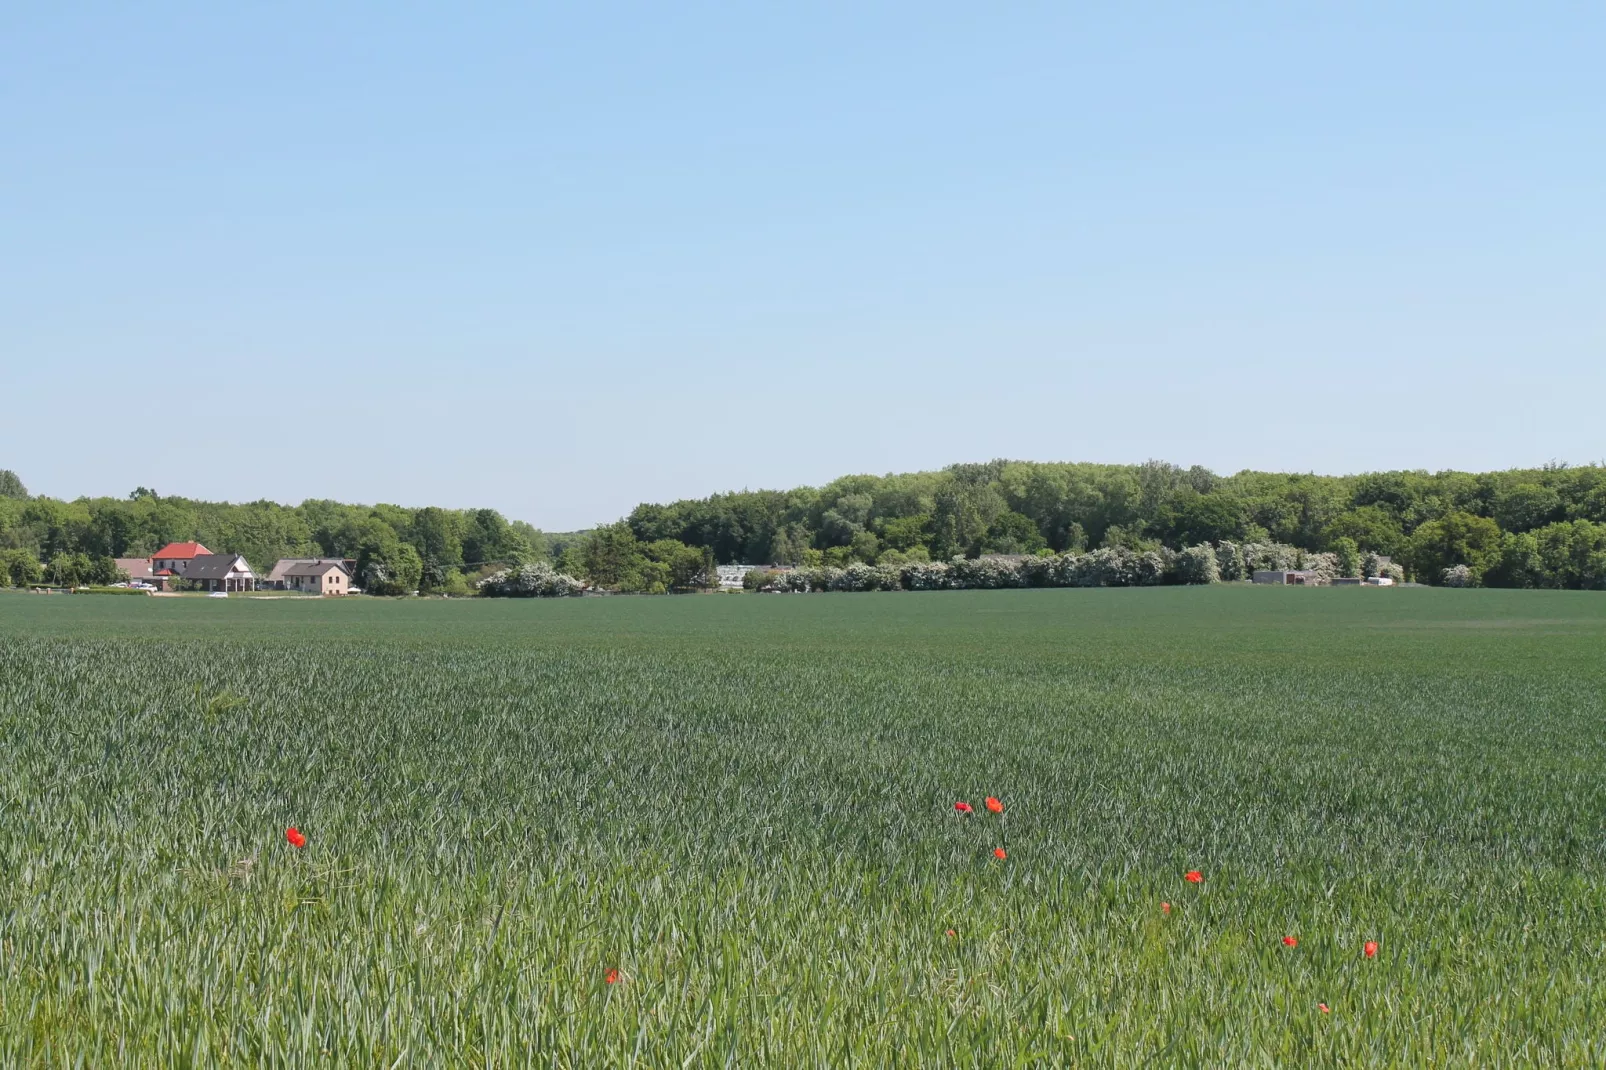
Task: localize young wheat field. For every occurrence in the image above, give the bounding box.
[1,587,1603,1066]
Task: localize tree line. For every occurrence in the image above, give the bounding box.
[0,473,552,594]
[3,459,1604,592]
[620,459,1606,590]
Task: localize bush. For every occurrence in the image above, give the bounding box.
[1241,542,1302,574]
[1441,564,1475,588]
[742,569,779,592]
[1175,544,1221,585]
[829,563,899,592]
[1214,541,1247,581]
[1300,552,1341,583]
[477,563,586,597]
[773,545,1204,592]
[899,562,951,591]
[1409,512,1502,586]
[946,558,1029,590]
[1131,550,1170,587]
[1359,553,1405,584]
[1,549,43,587]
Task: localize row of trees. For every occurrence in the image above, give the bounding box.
[4,461,1604,593]
[0,471,551,594]
[625,460,1606,589]
[744,541,1403,595]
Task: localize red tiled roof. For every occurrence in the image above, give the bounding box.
[156,569,174,576]
[152,541,212,559]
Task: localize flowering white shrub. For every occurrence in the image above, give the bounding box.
[778,544,1210,592]
[1441,564,1474,588]
[1176,544,1221,585]
[772,569,813,592]
[946,558,1029,589]
[1015,555,1058,587]
[1300,552,1341,582]
[1063,547,1157,587]
[900,562,952,590]
[1039,554,1080,587]
[1131,550,1169,586]
[827,563,900,592]
[477,562,586,597]
[1242,542,1302,573]
[1215,541,1247,581]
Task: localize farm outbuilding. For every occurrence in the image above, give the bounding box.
[1252,570,1328,586]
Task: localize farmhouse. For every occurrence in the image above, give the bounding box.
[182,553,257,592]
[268,558,351,595]
[151,541,214,576]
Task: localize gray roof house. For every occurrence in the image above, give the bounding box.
[266,557,357,589]
[183,553,257,592]
[270,558,351,595]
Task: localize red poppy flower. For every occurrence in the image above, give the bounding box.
[1184,870,1203,884]
[1364,940,1378,958]
[1318,1003,1330,1014]
[1161,902,1171,915]
[605,968,619,984]
[985,797,1004,814]
[993,847,1007,860]
[954,801,973,814]
[945,929,957,938]
[285,827,305,849]
[1282,936,1298,948]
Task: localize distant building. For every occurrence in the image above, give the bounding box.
[1252,570,1328,586]
[265,557,357,590]
[115,557,154,584]
[151,541,214,577]
[269,558,351,595]
[182,553,257,593]
[714,564,795,589]
[716,564,760,589]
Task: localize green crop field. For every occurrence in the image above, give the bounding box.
[2,587,1604,1067]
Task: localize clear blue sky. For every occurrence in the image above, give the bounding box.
[3,3,1602,530]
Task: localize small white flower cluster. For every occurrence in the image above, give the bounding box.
[1441,564,1474,588]
[477,562,586,597]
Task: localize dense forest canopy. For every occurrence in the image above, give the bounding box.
[3,459,1605,591]
[621,459,1606,589]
